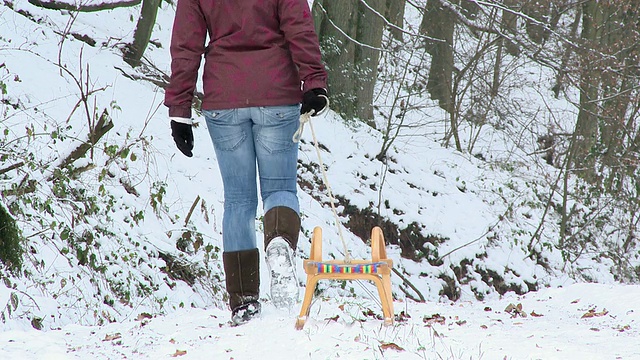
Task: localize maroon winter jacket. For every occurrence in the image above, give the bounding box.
[164,0,328,118]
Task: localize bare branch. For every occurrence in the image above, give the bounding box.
[357,0,445,43]
[0,161,24,175]
[57,109,114,171]
[315,2,391,53]
[28,0,141,12]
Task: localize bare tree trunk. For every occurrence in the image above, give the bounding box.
[311,0,324,34]
[522,0,551,44]
[420,0,454,113]
[572,0,602,182]
[597,5,637,191]
[123,0,161,68]
[385,0,405,41]
[355,0,386,124]
[572,0,640,188]
[552,6,581,98]
[316,0,359,120]
[500,0,520,56]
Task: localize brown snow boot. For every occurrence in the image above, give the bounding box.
[263,206,301,250]
[263,206,300,308]
[223,249,261,325]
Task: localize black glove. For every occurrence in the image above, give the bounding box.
[301,88,328,116]
[171,120,194,157]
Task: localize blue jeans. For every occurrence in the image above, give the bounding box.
[203,105,300,252]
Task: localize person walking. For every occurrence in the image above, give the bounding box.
[164,0,328,325]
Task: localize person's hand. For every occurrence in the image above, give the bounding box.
[171,120,194,157]
[301,88,328,116]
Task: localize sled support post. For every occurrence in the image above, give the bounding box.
[295,226,393,330]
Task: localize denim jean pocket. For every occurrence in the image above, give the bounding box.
[212,130,247,152]
[202,108,235,120]
[203,109,245,151]
[260,104,300,123]
[256,105,300,154]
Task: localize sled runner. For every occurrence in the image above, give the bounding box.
[295,226,394,330]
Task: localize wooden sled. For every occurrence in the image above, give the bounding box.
[295,226,394,330]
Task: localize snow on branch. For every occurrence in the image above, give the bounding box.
[315,2,390,53]
[28,0,141,12]
[357,0,445,43]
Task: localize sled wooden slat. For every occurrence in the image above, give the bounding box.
[295,226,394,330]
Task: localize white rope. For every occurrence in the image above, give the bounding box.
[295,100,352,263]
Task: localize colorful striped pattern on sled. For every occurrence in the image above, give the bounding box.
[312,262,386,274]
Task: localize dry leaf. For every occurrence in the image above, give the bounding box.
[380,342,404,352]
[616,325,631,332]
[396,310,411,322]
[423,313,446,326]
[325,315,340,322]
[590,327,600,332]
[171,349,187,357]
[581,308,609,318]
[169,339,176,344]
[530,311,544,317]
[362,308,379,319]
[480,324,488,329]
[338,304,345,311]
[571,299,580,304]
[103,333,121,341]
[136,313,153,321]
[484,307,492,312]
[505,303,527,318]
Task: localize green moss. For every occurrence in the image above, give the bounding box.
[0,204,23,273]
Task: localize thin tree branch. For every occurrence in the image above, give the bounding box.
[315,2,391,53]
[28,0,141,12]
[392,267,426,302]
[357,0,445,43]
[0,161,24,175]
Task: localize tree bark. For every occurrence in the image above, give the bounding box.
[500,0,520,56]
[316,0,359,120]
[572,0,602,181]
[385,0,405,41]
[123,0,161,68]
[420,0,455,113]
[572,0,640,188]
[29,0,140,12]
[522,0,551,44]
[355,0,386,124]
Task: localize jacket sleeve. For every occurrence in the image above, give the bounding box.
[278,0,328,93]
[164,0,208,118]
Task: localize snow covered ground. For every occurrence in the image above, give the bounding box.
[2,0,640,359]
[1,283,639,359]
